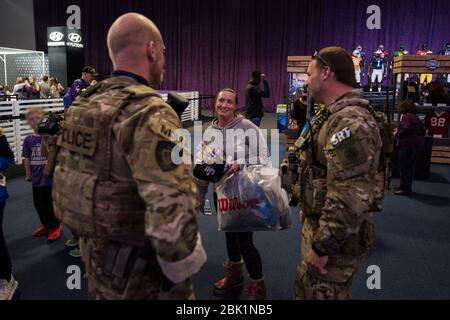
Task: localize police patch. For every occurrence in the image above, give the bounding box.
[57,124,98,157]
[155,141,179,172]
[330,127,351,147]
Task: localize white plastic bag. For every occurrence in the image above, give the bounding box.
[216,165,292,232]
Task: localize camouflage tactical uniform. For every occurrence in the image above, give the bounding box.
[52,76,206,299]
[294,91,381,300]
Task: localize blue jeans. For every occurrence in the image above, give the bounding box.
[250,117,262,127]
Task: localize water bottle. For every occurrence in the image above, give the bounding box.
[203,199,212,216]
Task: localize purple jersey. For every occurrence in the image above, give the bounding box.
[22,135,52,187]
[63,78,90,108]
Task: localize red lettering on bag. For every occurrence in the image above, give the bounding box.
[218,199,229,211]
[217,198,260,213]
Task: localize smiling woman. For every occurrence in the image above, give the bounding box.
[195,87,270,300]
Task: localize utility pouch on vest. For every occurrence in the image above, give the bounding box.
[44,135,59,176]
[53,166,97,236]
[312,178,327,214]
[358,220,375,255]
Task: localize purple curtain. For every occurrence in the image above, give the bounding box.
[34,0,450,111]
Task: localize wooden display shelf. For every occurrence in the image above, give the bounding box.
[393,55,450,74]
[287,56,312,73]
[431,157,450,164]
[431,145,450,164]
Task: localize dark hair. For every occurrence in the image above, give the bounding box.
[42,76,49,82]
[398,99,417,114]
[216,88,238,105]
[251,70,261,79]
[250,70,262,85]
[313,46,358,88]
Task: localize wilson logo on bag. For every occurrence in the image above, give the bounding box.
[218,198,260,213]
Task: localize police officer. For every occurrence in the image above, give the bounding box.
[293,47,382,299]
[52,13,206,299]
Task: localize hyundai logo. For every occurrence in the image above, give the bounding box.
[49,31,64,42]
[68,33,82,43]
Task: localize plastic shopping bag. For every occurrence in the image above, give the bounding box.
[216,165,292,232]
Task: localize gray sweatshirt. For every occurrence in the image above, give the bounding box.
[196,115,269,200]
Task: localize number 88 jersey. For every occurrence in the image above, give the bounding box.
[424,112,450,138]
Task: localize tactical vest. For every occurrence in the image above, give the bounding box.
[296,97,391,217]
[52,78,161,247]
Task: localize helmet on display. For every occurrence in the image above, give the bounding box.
[352,50,360,57]
[378,44,384,50]
[399,45,405,52]
[445,43,450,50]
[375,50,382,57]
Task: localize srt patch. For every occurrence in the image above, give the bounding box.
[331,127,351,147]
[155,141,179,171]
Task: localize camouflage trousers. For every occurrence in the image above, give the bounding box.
[80,237,195,300]
[293,219,372,300]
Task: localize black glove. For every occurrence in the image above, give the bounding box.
[193,163,225,183]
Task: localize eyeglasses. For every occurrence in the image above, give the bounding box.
[312,52,333,71]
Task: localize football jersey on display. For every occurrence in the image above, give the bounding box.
[352,56,362,71]
[416,50,433,55]
[371,56,385,70]
[424,112,450,138]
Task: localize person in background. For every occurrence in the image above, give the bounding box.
[0,128,17,300]
[197,88,269,300]
[56,73,81,255]
[22,108,61,241]
[291,93,308,133]
[63,66,97,108]
[38,76,50,99]
[0,86,5,101]
[57,73,80,256]
[4,86,12,96]
[13,77,29,99]
[49,78,61,98]
[56,80,65,96]
[28,76,40,99]
[394,100,425,196]
[244,71,270,127]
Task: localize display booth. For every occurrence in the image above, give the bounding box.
[0,47,48,88]
[392,54,450,178]
[286,56,311,146]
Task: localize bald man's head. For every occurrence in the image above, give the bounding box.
[107,13,166,86]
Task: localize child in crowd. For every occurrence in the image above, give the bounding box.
[22,108,61,241]
[0,128,17,300]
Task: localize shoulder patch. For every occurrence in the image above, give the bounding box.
[149,114,184,144]
[155,140,180,172]
[330,127,351,147]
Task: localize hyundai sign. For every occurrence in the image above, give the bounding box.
[47,28,84,48]
[67,30,84,48]
[48,31,65,47]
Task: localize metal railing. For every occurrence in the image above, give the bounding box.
[0,92,200,164]
[0,98,64,164]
